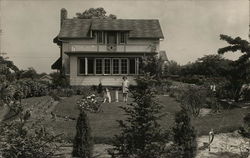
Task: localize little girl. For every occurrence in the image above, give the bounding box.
[103,88,111,103]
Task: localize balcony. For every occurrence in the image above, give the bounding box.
[70,43,159,53]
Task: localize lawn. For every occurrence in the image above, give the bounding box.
[16,94,249,144]
[48,94,181,143]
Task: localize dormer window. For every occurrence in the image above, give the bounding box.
[119,32,127,44]
[97,31,104,44]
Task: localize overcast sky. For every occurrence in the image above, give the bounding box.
[1,0,249,73]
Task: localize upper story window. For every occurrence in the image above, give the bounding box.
[97,32,104,44]
[119,32,127,44]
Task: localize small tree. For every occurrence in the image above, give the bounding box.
[172,108,197,158]
[141,55,164,80]
[72,111,93,158]
[179,86,207,117]
[111,75,169,158]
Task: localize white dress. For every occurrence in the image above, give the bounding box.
[122,80,129,93]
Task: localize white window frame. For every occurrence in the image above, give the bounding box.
[112,58,120,75]
[121,58,128,75]
[95,58,103,75]
[103,58,111,75]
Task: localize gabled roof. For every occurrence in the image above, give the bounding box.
[58,19,92,39]
[57,19,164,39]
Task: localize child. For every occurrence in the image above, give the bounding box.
[103,87,111,103]
[122,76,129,102]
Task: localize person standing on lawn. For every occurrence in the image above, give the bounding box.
[122,76,129,102]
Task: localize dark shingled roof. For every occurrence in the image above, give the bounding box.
[58,19,164,39]
[58,19,92,38]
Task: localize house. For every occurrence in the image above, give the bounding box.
[52,8,165,86]
[39,74,53,84]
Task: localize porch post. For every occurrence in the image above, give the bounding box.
[85,57,87,75]
[115,89,119,102]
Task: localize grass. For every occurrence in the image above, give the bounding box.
[14,93,250,144]
[49,94,181,143]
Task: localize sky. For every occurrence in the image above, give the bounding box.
[1,0,249,73]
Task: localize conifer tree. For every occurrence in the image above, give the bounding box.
[72,111,93,158]
[172,108,197,158]
[112,75,168,158]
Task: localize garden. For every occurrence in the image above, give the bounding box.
[0,32,250,158]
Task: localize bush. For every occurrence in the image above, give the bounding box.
[239,113,250,138]
[77,94,101,113]
[172,108,197,158]
[0,111,61,158]
[50,72,69,88]
[72,111,93,158]
[179,86,207,117]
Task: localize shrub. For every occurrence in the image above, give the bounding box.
[179,86,207,117]
[72,111,93,158]
[0,111,61,158]
[239,113,250,138]
[172,108,197,158]
[111,75,169,158]
[77,94,101,113]
[50,72,69,88]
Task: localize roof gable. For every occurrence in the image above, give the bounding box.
[58,19,164,39]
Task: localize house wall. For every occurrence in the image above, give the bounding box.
[62,37,160,76]
[69,55,137,86]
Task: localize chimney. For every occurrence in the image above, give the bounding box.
[60,8,67,27]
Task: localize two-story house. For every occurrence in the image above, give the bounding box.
[52,8,165,86]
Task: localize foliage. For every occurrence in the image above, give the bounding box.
[140,55,165,80]
[50,72,69,88]
[76,7,117,19]
[179,86,207,117]
[239,113,250,138]
[218,34,250,102]
[0,55,19,82]
[180,55,231,78]
[0,114,61,158]
[172,108,197,158]
[77,94,101,113]
[111,75,169,158]
[16,67,38,80]
[14,79,49,98]
[164,60,181,76]
[72,111,93,158]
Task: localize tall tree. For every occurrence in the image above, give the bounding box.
[76,7,117,19]
[218,34,250,101]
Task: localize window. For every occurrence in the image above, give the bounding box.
[129,58,136,74]
[119,32,126,44]
[97,32,104,44]
[78,57,138,76]
[121,59,128,74]
[79,58,85,74]
[87,58,94,74]
[95,59,103,74]
[107,32,117,44]
[112,59,120,74]
[104,59,111,74]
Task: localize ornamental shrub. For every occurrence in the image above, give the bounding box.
[172,108,197,158]
[72,111,93,158]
